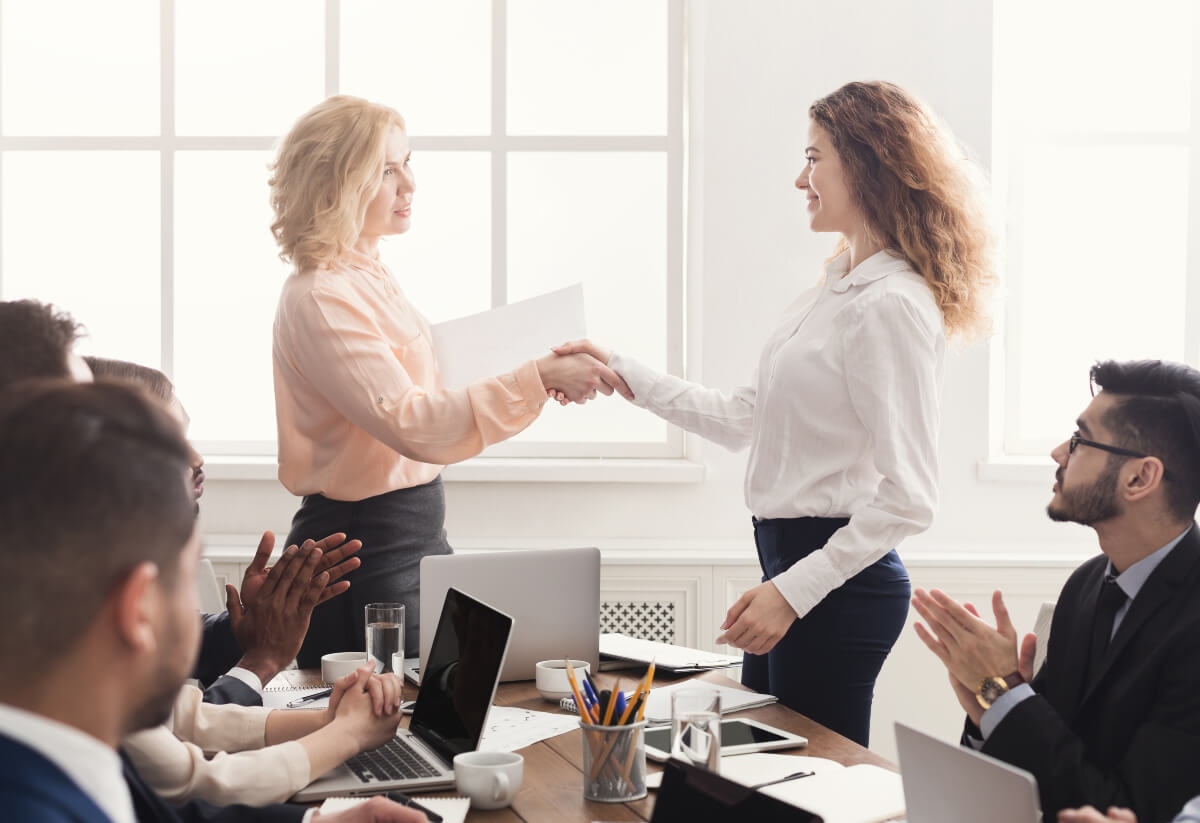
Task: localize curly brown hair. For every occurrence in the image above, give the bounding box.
[809,81,996,339]
[0,300,82,390]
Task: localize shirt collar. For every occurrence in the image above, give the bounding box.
[340,246,390,280]
[0,702,135,823]
[826,248,913,293]
[1105,524,1192,601]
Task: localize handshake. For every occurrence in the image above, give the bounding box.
[536,339,634,406]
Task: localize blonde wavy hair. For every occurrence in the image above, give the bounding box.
[269,95,406,271]
[810,81,996,340]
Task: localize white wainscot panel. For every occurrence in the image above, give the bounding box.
[599,564,710,650]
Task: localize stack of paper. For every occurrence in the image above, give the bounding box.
[599,633,741,673]
[641,680,776,724]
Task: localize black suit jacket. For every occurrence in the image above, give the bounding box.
[0,733,111,822]
[974,523,1200,822]
[195,613,263,707]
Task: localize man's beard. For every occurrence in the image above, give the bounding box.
[126,607,195,732]
[1047,460,1121,526]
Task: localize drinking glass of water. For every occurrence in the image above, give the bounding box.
[365,602,404,675]
[670,686,722,773]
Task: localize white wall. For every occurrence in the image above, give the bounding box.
[198,0,1107,760]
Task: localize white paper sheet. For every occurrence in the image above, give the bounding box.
[431,284,586,390]
[478,705,579,752]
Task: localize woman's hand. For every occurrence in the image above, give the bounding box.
[1058,806,1137,823]
[536,351,632,404]
[553,339,613,364]
[328,667,404,752]
[715,581,797,655]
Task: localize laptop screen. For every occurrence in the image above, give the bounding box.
[409,587,513,766]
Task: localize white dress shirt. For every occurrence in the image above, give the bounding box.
[0,702,135,823]
[610,249,944,619]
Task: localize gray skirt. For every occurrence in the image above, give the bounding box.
[289,476,452,669]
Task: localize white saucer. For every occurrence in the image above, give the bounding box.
[537,688,573,703]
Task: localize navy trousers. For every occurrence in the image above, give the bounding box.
[740,516,910,747]
[290,476,452,669]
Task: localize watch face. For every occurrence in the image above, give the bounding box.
[977,676,1008,708]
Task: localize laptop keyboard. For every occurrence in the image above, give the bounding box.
[346,738,441,782]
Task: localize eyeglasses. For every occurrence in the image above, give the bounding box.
[1068,432,1150,460]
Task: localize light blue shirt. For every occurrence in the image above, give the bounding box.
[977,525,1192,741]
[1174,795,1200,823]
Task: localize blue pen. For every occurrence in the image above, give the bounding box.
[581,678,600,711]
[614,690,627,722]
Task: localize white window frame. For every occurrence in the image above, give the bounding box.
[0,0,692,476]
[983,3,1200,479]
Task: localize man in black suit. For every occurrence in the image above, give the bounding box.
[912,359,1200,823]
[0,381,424,822]
[0,299,360,707]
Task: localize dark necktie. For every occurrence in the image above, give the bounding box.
[1088,574,1127,679]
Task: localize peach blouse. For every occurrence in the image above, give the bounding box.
[273,250,546,501]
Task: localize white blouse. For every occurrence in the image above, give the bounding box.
[609,249,944,619]
[122,686,309,806]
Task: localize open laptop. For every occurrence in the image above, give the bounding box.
[894,722,1042,823]
[293,587,513,801]
[405,547,600,684]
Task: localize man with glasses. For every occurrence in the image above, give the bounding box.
[911,359,1200,823]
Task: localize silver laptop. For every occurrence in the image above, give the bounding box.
[293,587,513,801]
[405,547,600,684]
[894,722,1042,823]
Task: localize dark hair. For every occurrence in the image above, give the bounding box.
[0,380,196,684]
[0,300,82,389]
[808,81,995,339]
[1091,359,1200,521]
[84,356,174,403]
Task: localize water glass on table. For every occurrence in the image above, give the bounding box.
[365,602,404,674]
[670,686,722,772]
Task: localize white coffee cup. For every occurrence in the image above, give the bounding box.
[534,659,590,702]
[453,751,524,809]
[321,651,367,684]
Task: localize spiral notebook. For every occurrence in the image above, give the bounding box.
[319,795,469,823]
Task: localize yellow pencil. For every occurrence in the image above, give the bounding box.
[564,659,590,722]
[635,661,656,722]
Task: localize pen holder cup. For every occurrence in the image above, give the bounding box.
[580,720,647,803]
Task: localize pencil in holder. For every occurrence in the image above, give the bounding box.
[580,720,647,803]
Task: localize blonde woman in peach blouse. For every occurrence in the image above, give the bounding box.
[269,95,624,667]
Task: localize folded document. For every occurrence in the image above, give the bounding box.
[600,633,741,673]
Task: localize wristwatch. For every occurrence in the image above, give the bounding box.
[976,672,1024,710]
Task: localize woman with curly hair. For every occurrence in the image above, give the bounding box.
[554,81,995,745]
[269,95,625,667]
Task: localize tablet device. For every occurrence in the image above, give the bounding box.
[643,717,807,762]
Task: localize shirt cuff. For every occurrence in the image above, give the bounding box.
[607,352,657,407]
[302,810,318,823]
[768,547,843,620]
[224,667,264,695]
[979,683,1035,740]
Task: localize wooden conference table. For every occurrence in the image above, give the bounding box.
[403,669,896,823]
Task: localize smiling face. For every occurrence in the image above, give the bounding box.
[794,121,863,236]
[1048,392,1125,526]
[359,125,415,244]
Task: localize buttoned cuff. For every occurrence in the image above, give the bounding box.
[608,352,658,407]
[768,548,843,621]
[513,359,548,412]
[979,683,1035,740]
[224,667,264,695]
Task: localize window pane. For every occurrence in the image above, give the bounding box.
[1,151,160,364]
[378,151,491,324]
[1,0,159,135]
[1003,0,1192,134]
[174,151,287,444]
[175,0,324,136]
[1012,146,1188,445]
[340,0,491,136]
[507,152,667,442]
[507,0,668,136]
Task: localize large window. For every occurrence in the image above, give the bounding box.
[993,0,1197,456]
[0,0,684,460]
